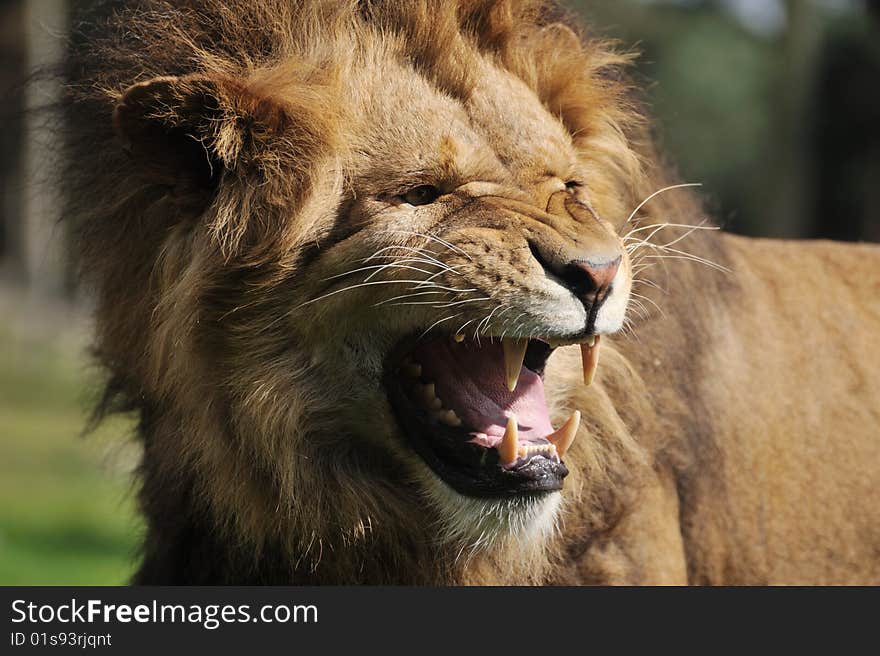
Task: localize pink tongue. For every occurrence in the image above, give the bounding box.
[411,339,553,445]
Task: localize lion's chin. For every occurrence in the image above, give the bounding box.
[419,467,564,547]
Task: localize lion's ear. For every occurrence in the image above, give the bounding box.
[113,74,289,206]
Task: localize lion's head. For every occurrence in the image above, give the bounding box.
[67,0,663,583]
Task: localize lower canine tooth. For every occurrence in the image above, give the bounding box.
[580,335,601,385]
[499,415,519,466]
[546,410,580,458]
[453,334,465,343]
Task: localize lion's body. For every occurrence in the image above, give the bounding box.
[671,236,880,584]
[543,235,880,584]
[64,0,880,585]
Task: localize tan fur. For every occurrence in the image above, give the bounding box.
[64,0,880,584]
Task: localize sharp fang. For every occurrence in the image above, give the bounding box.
[499,415,519,466]
[580,335,601,385]
[453,334,465,343]
[422,383,436,404]
[546,410,580,458]
[502,338,529,392]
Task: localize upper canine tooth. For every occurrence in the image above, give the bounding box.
[499,415,519,466]
[453,334,465,343]
[546,410,580,458]
[422,383,436,404]
[502,338,529,392]
[580,335,601,386]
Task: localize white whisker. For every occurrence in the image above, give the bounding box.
[643,254,730,273]
[374,229,473,260]
[630,291,665,317]
[419,313,463,340]
[322,263,438,283]
[296,279,475,310]
[373,290,449,306]
[625,182,702,225]
[434,297,492,308]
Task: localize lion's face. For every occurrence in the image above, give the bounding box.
[112,13,637,551]
[286,58,631,536]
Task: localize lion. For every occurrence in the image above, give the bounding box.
[63,0,880,584]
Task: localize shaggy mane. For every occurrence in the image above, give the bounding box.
[63,0,716,584]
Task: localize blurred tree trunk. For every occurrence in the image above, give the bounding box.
[767,0,823,238]
[0,0,25,281]
[22,0,69,298]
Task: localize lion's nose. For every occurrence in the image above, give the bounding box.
[530,239,621,304]
[565,256,621,298]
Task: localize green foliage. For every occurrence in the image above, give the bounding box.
[571,0,880,241]
[0,327,141,585]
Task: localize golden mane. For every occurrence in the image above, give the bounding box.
[64,1,730,584]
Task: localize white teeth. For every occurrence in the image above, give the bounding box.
[580,335,601,386]
[502,338,529,392]
[546,410,580,458]
[499,415,519,466]
[517,443,558,459]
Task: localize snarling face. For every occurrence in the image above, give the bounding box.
[288,55,632,536]
[112,12,639,551]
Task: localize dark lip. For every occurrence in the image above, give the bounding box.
[383,334,569,498]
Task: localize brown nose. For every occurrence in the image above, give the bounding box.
[571,257,621,294]
[555,255,621,303]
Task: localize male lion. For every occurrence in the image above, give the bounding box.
[64,0,880,584]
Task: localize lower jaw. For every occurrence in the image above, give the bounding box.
[385,372,568,498]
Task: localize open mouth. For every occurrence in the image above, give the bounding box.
[385,332,601,497]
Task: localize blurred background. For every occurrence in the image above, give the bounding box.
[1,0,878,584]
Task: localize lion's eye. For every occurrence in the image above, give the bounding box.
[565,180,591,205]
[401,185,442,206]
